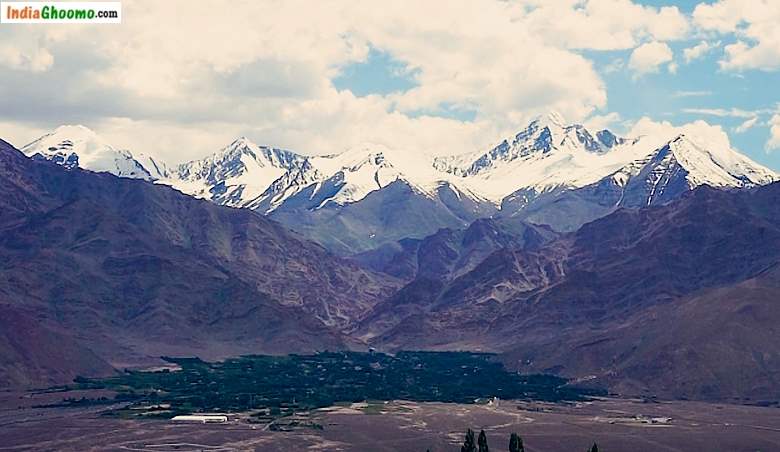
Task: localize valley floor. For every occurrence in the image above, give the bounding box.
[1,391,779,451]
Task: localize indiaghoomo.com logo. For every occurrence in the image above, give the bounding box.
[1,2,121,23]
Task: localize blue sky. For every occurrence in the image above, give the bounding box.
[586,44,779,167]
[1,0,778,168]
[332,3,779,170]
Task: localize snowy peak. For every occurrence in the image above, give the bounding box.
[167,137,308,208]
[658,134,776,188]
[270,144,407,210]
[242,142,490,214]
[524,111,567,140]
[435,115,630,180]
[314,149,403,207]
[22,125,156,180]
[560,125,627,153]
[431,117,646,204]
[174,137,302,183]
[597,133,778,208]
[244,158,324,212]
[434,117,777,208]
[20,120,777,235]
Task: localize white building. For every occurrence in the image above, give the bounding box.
[171,414,228,424]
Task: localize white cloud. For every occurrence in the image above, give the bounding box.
[692,1,745,33]
[693,0,780,71]
[672,90,712,98]
[682,107,767,119]
[628,42,674,77]
[0,121,49,149]
[521,0,689,50]
[0,0,626,162]
[722,38,780,71]
[602,58,625,74]
[0,0,758,166]
[0,41,53,73]
[767,114,780,151]
[683,41,717,63]
[584,112,621,132]
[734,117,759,133]
[628,116,734,153]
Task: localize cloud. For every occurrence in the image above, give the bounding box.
[521,0,690,50]
[0,0,762,166]
[628,116,734,152]
[602,58,625,74]
[584,112,622,132]
[672,90,712,98]
[734,117,759,133]
[628,42,674,76]
[0,0,628,162]
[681,108,763,119]
[683,41,718,63]
[0,121,49,149]
[693,0,780,71]
[767,114,780,151]
[0,40,54,73]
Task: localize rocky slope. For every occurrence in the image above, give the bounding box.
[11,123,780,401]
[362,183,780,401]
[25,117,776,254]
[0,140,399,387]
[353,218,556,282]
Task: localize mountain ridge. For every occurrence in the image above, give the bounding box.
[361,181,780,400]
[0,139,400,387]
[22,116,777,253]
[5,136,780,401]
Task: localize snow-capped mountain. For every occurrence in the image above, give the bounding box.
[254,145,410,213]
[247,143,489,213]
[434,113,653,203]
[604,134,777,208]
[167,137,309,208]
[496,128,778,232]
[232,143,496,253]
[21,114,777,253]
[435,112,627,177]
[435,111,775,206]
[21,125,165,180]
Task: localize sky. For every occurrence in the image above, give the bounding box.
[0,0,779,170]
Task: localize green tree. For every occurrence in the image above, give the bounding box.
[478,429,489,452]
[461,429,477,452]
[509,433,524,452]
[588,443,599,452]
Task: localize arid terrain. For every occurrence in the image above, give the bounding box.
[2,390,779,452]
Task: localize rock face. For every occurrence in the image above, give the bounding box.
[169,137,310,208]
[0,140,399,388]
[7,125,780,403]
[496,133,778,232]
[24,117,776,254]
[353,218,556,282]
[361,182,780,401]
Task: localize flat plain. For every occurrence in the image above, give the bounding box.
[2,390,780,452]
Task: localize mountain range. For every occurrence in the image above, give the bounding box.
[358,183,780,400]
[6,117,780,401]
[22,113,777,254]
[0,138,398,387]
